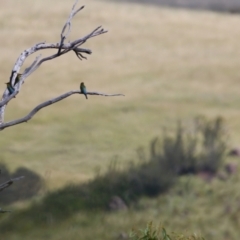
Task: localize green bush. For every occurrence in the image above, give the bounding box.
[38,157,176,215]
[150,116,228,175]
[130,222,204,240]
[0,159,176,231]
[197,117,227,173]
[0,116,228,231]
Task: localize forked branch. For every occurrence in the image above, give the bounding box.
[0,0,123,128]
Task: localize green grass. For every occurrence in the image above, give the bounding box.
[1,0,240,239]
[1,0,240,187]
[1,173,240,240]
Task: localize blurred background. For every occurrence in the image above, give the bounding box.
[0,0,240,239]
[122,0,240,12]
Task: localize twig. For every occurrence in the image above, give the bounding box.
[0,176,24,192]
[0,208,11,213]
[58,0,85,55]
[0,176,24,213]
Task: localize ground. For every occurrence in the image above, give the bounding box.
[0,0,240,239]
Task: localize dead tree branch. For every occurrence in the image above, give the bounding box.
[0,0,121,127]
[0,176,24,213]
[0,176,24,192]
[0,91,124,130]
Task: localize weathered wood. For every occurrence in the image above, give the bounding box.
[0,0,124,129]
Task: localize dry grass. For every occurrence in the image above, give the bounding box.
[0,0,240,188]
[1,1,240,239]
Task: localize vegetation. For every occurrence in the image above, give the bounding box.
[150,116,227,175]
[0,116,230,239]
[0,0,240,239]
[130,222,204,240]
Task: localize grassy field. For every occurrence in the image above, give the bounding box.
[1,0,240,239]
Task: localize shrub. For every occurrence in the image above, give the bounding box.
[130,222,204,240]
[0,116,228,230]
[149,116,228,175]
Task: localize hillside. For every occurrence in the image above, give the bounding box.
[0,0,240,239]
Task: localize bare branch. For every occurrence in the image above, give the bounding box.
[0,91,19,108]
[61,1,84,42]
[0,176,24,192]
[0,208,11,213]
[0,176,24,213]
[87,92,125,97]
[58,0,85,55]
[0,0,108,124]
[23,54,42,77]
[0,90,124,130]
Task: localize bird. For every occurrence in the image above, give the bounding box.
[80,82,88,99]
[10,73,22,87]
[5,82,15,95]
[14,73,22,86]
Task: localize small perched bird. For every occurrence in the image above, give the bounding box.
[9,72,22,87]
[13,73,22,86]
[80,82,88,99]
[5,82,15,95]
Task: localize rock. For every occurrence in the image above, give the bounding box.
[197,171,215,182]
[217,171,228,181]
[117,232,128,239]
[109,196,128,211]
[225,163,238,175]
[229,148,240,157]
